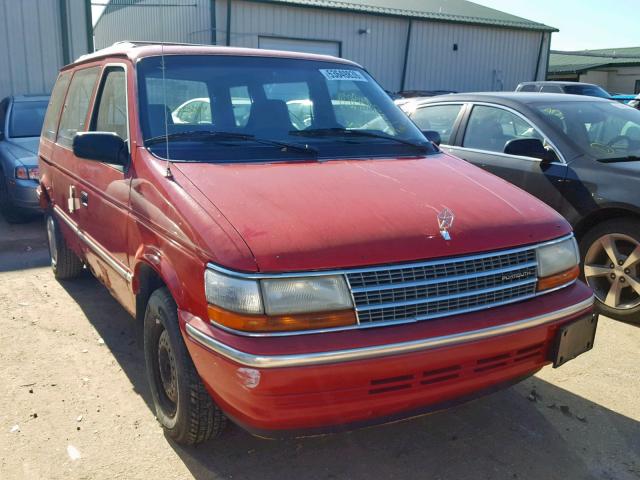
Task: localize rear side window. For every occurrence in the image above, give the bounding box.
[518,84,537,92]
[91,67,128,141]
[540,85,563,93]
[57,67,100,147]
[42,73,71,140]
[410,104,463,144]
[0,98,9,134]
[9,101,48,138]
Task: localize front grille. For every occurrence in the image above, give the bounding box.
[346,248,538,326]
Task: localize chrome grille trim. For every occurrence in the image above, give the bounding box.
[354,278,537,312]
[349,261,538,293]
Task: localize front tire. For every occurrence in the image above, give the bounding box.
[580,218,640,323]
[45,211,84,280]
[143,287,227,444]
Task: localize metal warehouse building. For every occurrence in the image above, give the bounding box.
[0,0,92,99]
[94,0,556,92]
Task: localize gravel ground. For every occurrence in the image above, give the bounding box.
[0,215,638,480]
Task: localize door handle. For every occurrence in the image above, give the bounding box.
[80,191,89,207]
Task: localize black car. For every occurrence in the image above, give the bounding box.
[399,92,640,322]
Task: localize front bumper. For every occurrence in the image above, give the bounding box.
[182,282,594,434]
[6,178,40,210]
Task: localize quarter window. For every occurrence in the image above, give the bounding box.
[463,105,543,153]
[92,67,128,141]
[57,68,100,147]
[42,72,71,141]
[411,105,463,144]
[518,84,537,92]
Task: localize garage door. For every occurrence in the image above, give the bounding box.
[258,37,340,57]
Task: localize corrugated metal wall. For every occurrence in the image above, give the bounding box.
[404,22,549,92]
[93,0,212,49]
[216,0,408,90]
[0,0,90,99]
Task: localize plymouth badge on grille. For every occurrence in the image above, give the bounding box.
[437,208,455,240]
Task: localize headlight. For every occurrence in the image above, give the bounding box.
[536,237,580,291]
[204,269,356,333]
[15,166,39,180]
[204,270,262,314]
[261,276,352,315]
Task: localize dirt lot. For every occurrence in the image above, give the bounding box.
[0,216,638,480]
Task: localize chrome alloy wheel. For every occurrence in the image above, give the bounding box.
[46,216,58,267]
[584,233,640,310]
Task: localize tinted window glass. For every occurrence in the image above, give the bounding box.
[230,86,251,128]
[57,68,100,147]
[518,84,537,92]
[540,85,562,93]
[463,105,543,153]
[265,82,313,130]
[136,55,433,162]
[92,67,128,141]
[411,104,463,144]
[564,85,610,98]
[0,98,9,134]
[42,73,71,141]
[9,101,48,138]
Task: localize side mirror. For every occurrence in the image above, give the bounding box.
[73,132,128,166]
[504,138,553,162]
[422,130,442,146]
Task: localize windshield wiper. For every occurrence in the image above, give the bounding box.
[291,127,433,153]
[145,130,318,156]
[597,155,640,163]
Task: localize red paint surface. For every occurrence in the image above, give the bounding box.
[174,154,569,272]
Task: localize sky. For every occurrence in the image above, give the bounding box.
[474,0,640,51]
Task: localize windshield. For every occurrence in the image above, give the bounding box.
[137,55,435,162]
[563,85,610,99]
[534,101,640,160]
[9,100,48,138]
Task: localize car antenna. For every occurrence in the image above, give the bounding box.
[160,35,173,179]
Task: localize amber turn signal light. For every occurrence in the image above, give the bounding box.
[537,265,580,292]
[207,304,357,333]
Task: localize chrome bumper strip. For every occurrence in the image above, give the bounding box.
[185,296,594,369]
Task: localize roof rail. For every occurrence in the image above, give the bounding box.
[111,40,209,48]
[75,40,211,63]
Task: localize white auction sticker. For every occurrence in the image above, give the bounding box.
[320,69,368,82]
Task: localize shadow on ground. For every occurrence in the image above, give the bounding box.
[55,272,640,480]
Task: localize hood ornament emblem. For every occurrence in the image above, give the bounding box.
[437,208,455,241]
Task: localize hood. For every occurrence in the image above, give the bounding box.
[175,154,570,272]
[4,137,39,162]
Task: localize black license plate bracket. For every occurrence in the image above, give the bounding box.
[551,313,598,368]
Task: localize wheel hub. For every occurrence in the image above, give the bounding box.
[584,233,640,310]
[157,329,178,405]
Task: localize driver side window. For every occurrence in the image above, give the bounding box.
[91,66,128,141]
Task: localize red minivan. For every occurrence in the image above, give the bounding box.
[38,42,596,444]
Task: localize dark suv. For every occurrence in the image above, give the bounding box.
[515,81,611,99]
